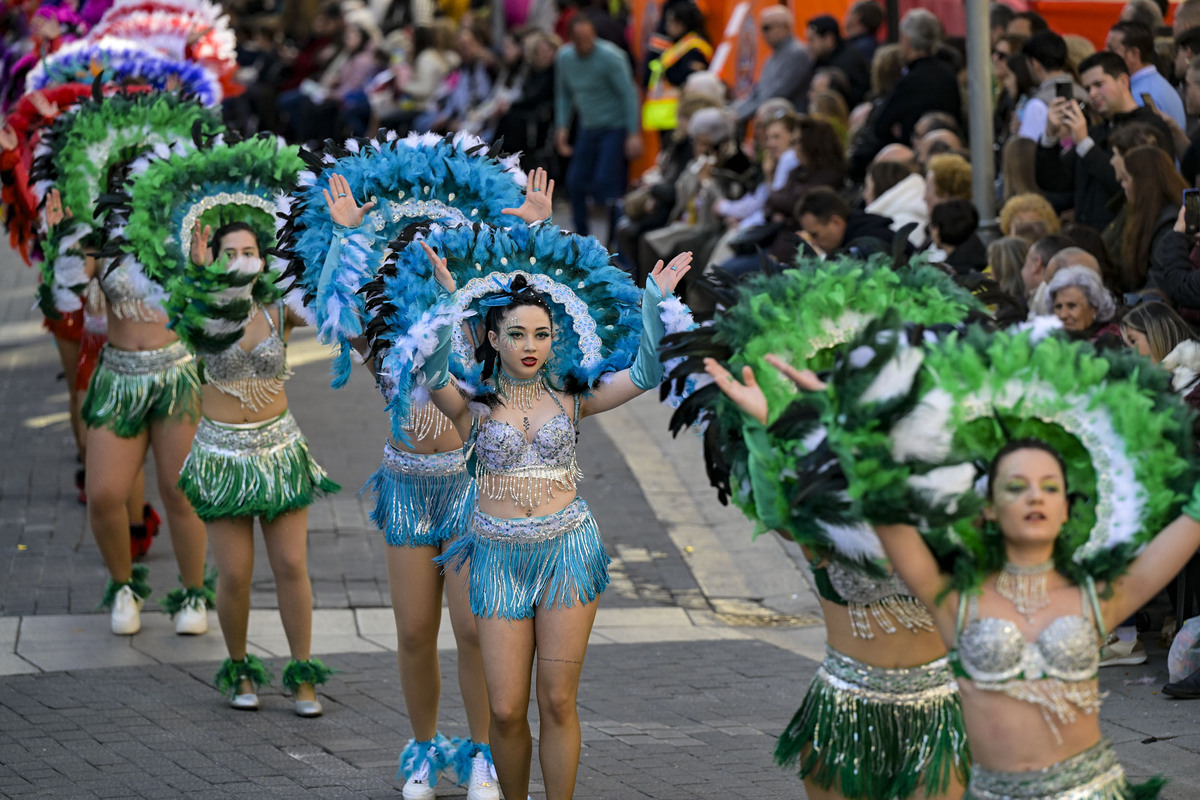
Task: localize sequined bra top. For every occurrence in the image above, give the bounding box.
[949,577,1105,743]
[201,304,292,411]
[473,391,582,509]
[99,262,165,322]
[813,560,936,639]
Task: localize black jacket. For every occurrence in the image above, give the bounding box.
[871,56,962,149]
[1149,228,1200,311]
[816,42,870,108]
[1034,105,1173,230]
[943,233,989,276]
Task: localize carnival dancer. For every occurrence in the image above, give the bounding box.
[106,132,336,713]
[279,132,541,797]
[360,216,690,800]
[708,318,1200,799]
[660,255,979,800]
[37,88,224,635]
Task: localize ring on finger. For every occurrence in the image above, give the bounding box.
[338,193,347,198]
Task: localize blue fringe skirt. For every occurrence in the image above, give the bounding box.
[362,442,476,548]
[438,498,610,620]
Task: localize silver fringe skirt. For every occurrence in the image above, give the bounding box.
[966,740,1161,800]
[362,442,475,548]
[177,411,340,522]
[438,498,610,619]
[81,342,200,437]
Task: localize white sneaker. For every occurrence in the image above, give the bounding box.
[466,752,499,800]
[1099,634,1147,667]
[174,596,209,635]
[402,748,436,800]
[110,585,143,635]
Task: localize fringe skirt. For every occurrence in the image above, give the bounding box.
[362,443,476,548]
[777,646,970,800]
[81,342,200,437]
[438,498,610,620]
[966,740,1163,800]
[177,411,340,522]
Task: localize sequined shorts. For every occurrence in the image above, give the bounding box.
[438,498,611,619]
[364,442,475,548]
[966,740,1138,800]
[82,341,200,437]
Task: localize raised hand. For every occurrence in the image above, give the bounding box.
[501,167,554,224]
[323,173,376,228]
[29,91,58,120]
[704,358,768,424]
[764,353,825,392]
[0,124,16,152]
[419,240,456,292]
[190,218,213,266]
[44,188,70,229]
[649,250,693,297]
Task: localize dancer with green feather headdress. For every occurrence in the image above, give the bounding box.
[112,132,337,716]
[663,254,980,800]
[708,316,1200,800]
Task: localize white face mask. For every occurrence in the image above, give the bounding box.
[226,255,265,278]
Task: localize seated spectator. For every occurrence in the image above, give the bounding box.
[277,9,382,144]
[462,30,527,141]
[1178,55,1200,186]
[277,4,340,93]
[1113,144,1186,294]
[809,66,853,112]
[763,116,847,234]
[1120,303,1200,406]
[929,198,986,274]
[923,152,971,217]
[811,92,851,144]
[998,192,1061,239]
[415,23,494,134]
[999,137,1041,202]
[1048,264,1122,342]
[988,235,1032,314]
[376,19,460,135]
[795,187,898,260]
[493,30,560,169]
[806,14,870,107]
[1029,247,1104,315]
[1064,34,1097,73]
[1147,203,1200,321]
[864,158,927,247]
[1022,233,1076,305]
[1036,51,1173,229]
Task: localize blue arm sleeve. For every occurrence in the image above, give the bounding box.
[629,279,666,390]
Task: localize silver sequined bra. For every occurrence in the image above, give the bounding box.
[822,561,936,639]
[202,304,292,411]
[99,262,165,322]
[474,396,582,509]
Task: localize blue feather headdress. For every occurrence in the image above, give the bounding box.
[362,222,643,440]
[276,131,528,388]
[24,37,222,105]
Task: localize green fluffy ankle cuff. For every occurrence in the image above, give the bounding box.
[96,564,152,610]
[214,654,273,698]
[281,658,335,692]
[158,566,218,618]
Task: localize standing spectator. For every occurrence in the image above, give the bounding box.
[494,30,560,169]
[1006,10,1049,39]
[843,0,883,63]
[641,1,712,135]
[555,14,642,236]
[1119,0,1164,31]
[1172,27,1200,83]
[868,10,962,160]
[1018,32,1088,142]
[1035,51,1172,229]
[1108,21,1186,129]
[1177,55,1200,186]
[416,24,494,134]
[1177,0,1200,36]
[277,4,341,93]
[990,3,1016,46]
[1114,145,1186,294]
[733,6,814,126]
[805,15,869,108]
[377,20,460,135]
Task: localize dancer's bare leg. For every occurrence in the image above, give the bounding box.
[147,416,206,587]
[444,553,490,742]
[477,615,536,800]
[534,597,599,800]
[387,544,445,739]
[86,426,148,581]
[262,508,315,702]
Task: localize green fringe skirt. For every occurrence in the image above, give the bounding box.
[177,411,340,522]
[966,740,1163,800]
[777,646,969,800]
[81,342,201,438]
[437,498,610,620]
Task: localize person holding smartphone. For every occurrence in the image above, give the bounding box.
[1148,188,1200,318]
[1017,31,1087,142]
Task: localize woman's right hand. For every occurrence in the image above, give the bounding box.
[44,187,69,229]
[323,173,376,228]
[704,353,826,424]
[419,240,456,292]
[190,219,213,266]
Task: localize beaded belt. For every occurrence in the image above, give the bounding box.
[382,442,467,477]
[968,740,1125,800]
[194,411,301,456]
[100,341,193,374]
[471,498,591,543]
[818,646,958,704]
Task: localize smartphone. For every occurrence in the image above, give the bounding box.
[1055,81,1073,101]
[1185,188,1200,236]
[1141,93,1158,113]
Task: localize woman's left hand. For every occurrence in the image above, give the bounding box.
[419,240,456,292]
[649,250,693,296]
[190,219,213,266]
[704,358,768,424]
[501,167,554,223]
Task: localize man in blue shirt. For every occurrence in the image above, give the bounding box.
[555,14,643,236]
[1107,20,1187,129]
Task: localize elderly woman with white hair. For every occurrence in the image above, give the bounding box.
[1048,264,1121,342]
